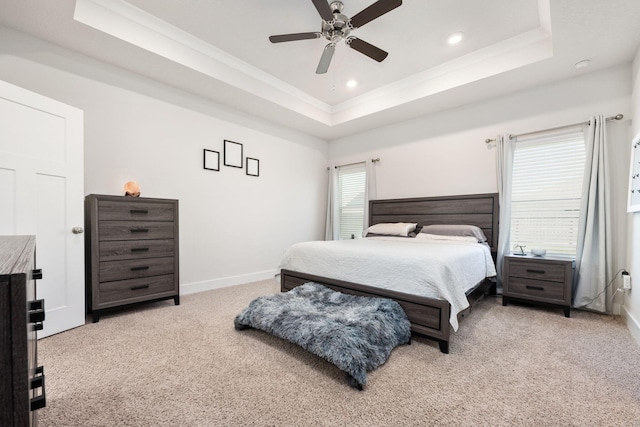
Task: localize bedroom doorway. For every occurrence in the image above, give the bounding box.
[0,80,85,337]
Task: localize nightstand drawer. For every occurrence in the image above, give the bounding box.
[507,260,566,282]
[506,277,566,303]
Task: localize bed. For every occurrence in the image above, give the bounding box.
[279,193,499,353]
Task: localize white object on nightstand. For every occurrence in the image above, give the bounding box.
[531,248,547,257]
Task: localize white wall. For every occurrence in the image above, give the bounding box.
[0,26,329,294]
[330,65,631,198]
[330,64,633,315]
[624,47,640,345]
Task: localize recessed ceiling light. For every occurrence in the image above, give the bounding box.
[346,80,358,88]
[447,32,464,45]
[574,59,591,69]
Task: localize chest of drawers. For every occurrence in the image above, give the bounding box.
[85,194,180,322]
[502,254,573,317]
[0,236,46,426]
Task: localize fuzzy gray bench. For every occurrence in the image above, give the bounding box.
[234,282,411,389]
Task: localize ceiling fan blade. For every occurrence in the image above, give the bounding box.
[312,0,334,21]
[350,0,402,28]
[269,32,322,43]
[316,44,335,74]
[347,37,388,62]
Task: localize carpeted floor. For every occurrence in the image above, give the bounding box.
[38,279,640,426]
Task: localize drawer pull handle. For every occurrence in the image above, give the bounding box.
[130,209,149,214]
[131,266,149,271]
[526,269,545,274]
[30,366,46,411]
[131,247,150,252]
[131,284,150,291]
[29,308,46,323]
[130,228,149,233]
[29,299,44,311]
[526,285,544,291]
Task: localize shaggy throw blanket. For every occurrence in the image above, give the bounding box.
[234,282,411,389]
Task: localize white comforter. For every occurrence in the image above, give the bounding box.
[278,236,497,331]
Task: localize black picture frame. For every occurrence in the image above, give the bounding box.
[224,140,243,168]
[203,149,220,171]
[246,157,259,177]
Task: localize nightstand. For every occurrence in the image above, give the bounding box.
[502,254,574,317]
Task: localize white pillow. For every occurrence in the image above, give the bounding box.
[419,224,487,242]
[365,222,417,237]
[415,233,479,243]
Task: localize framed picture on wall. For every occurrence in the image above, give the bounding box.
[203,149,220,171]
[628,132,640,212]
[246,157,259,177]
[224,139,243,168]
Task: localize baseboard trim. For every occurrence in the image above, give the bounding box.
[622,304,640,347]
[180,269,278,295]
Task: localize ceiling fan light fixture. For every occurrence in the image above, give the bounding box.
[346,79,358,88]
[447,32,464,45]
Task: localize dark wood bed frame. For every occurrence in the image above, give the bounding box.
[280,192,499,354]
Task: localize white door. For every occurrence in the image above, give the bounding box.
[0,80,85,337]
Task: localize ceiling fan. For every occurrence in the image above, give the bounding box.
[269,0,402,74]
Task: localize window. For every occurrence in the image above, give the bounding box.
[510,129,586,256]
[337,164,366,239]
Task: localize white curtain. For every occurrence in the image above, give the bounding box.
[363,159,378,231]
[324,166,339,241]
[496,134,515,291]
[324,160,377,241]
[573,115,613,312]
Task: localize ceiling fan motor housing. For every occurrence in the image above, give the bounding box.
[323,1,350,43]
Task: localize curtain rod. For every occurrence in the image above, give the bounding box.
[327,158,380,170]
[484,114,624,144]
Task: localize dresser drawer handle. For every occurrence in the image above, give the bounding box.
[131,247,150,252]
[131,284,150,291]
[526,285,544,291]
[130,228,149,233]
[130,266,150,271]
[526,269,545,274]
[29,308,46,323]
[130,209,149,214]
[30,366,46,411]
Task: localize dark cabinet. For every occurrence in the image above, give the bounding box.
[503,254,573,317]
[85,194,180,322]
[0,235,46,426]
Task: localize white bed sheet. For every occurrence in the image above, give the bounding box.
[278,236,497,331]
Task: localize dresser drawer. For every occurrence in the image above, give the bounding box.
[506,277,566,303]
[97,275,175,306]
[99,257,175,282]
[99,239,175,261]
[98,221,175,241]
[98,200,175,221]
[507,260,566,282]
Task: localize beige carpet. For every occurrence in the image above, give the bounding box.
[38,279,640,426]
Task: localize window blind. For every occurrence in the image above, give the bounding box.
[338,163,366,239]
[510,129,586,256]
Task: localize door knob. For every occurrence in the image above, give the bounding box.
[72,226,84,234]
